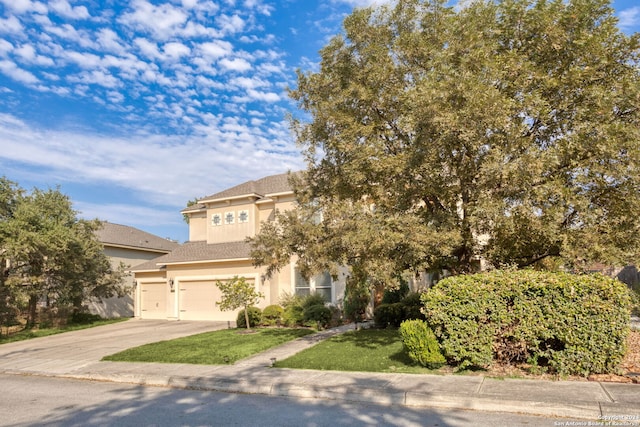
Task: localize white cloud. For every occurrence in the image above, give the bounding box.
[163,42,191,60]
[0,16,24,34]
[0,0,47,14]
[246,88,280,102]
[14,44,55,66]
[134,37,162,59]
[230,76,268,89]
[0,39,14,56]
[198,40,233,58]
[68,70,121,88]
[219,57,251,72]
[0,59,39,84]
[216,14,245,34]
[619,7,640,30]
[0,113,303,207]
[96,28,126,54]
[62,50,102,68]
[49,0,90,19]
[119,0,189,40]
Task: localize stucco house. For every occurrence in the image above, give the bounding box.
[91,222,179,317]
[131,172,346,321]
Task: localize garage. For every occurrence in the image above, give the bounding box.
[179,281,223,321]
[178,279,254,321]
[140,283,167,319]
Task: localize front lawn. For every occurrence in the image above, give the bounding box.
[102,328,315,365]
[275,328,435,374]
[0,317,129,344]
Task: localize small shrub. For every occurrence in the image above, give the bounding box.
[301,293,327,310]
[70,312,103,324]
[262,304,284,326]
[279,292,303,310]
[381,279,409,304]
[344,279,370,322]
[328,305,343,327]
[400,319,445,368]
[422,270,631,376]
[236,306,262,329]
[303,304,332,329]
[401,292,426,321]
[374,303,405,328]
[283,305,304,327]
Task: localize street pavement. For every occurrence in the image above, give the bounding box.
[0,318,639,422]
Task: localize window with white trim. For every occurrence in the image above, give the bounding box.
[294,269,332,302]
[238,210,249,223]
[211,213,222,226]
[224,211,235,225]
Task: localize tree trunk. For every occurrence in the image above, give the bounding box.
[27,294,38,329]
[244,305,251,330]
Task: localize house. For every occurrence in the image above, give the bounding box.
[131,172,346,321]
[90,222,179,317]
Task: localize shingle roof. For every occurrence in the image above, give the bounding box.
[96,222,180,253]
[130,240,252,271]
[199,172,295,204]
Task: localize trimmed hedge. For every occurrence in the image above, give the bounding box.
[303,304,332,329]
[236,306,262,328]
[422,270,631,376]
[400,319,445,368]
[262,304,284,326]
[374,292,425,328]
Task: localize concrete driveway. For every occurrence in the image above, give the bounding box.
[0,319,228,375]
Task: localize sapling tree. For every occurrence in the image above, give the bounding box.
[216,276,264,330]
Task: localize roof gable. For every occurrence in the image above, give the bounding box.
[198,172,296,205]
[96,222,179,253]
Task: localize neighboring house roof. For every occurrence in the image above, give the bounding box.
[193,172,296,207]
[96,222,180,253]
[130,240,251,271]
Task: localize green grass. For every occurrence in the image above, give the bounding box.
[0,317,130,344]
[275,328,437,374]
[102,327,315,364]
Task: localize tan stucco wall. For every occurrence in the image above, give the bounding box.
[88,246,170,318]
[188,212,207,241]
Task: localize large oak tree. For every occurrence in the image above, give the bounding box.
[0,178,127,327]
[250,0,640,288]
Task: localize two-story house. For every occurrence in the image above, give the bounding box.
[131,172,346,322]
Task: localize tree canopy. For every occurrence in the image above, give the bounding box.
[250,0,640,288]
[0,178,127,327]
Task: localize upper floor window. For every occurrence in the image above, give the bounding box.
[224,211,235,225]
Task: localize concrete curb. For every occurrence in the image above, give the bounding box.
[3,368,636,421]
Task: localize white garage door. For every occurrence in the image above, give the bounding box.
[140,283,167,319]
[179,281,222,321]
[179,280,253,321]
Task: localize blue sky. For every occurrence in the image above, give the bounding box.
[0,0,638,243]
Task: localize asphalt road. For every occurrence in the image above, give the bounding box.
[1,374,574,427]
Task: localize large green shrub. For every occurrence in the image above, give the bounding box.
[236,306,262,329]
[401,292,426,321]
[381,279,409,304]
[301,293,327,310]
[422,270,631,376]
[283,305,304,327]
[374,292,425,328]
[400,319,445,368]
[303,304,332,329]
[374,303,405,328]
[262,304,284,326]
